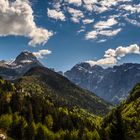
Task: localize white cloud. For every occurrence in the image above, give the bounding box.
[82,19,94,24]
[85,17,121,40]
[99,0,131,8]
[67,7,84,23]
[94,5,108,13]
[97,39,107,43]
[66,0,82,6]
[86,57,117,67]
[83,0,97,5]
[0,0,53,47]
[83,4,94,12]
[86,44,140,67]
[85,30,98,40]
[85,28,121,40]
[53,2,61,11]
[83,0,97,11]
[125,17,140,27]
[120,4,140,13]
[47,0,139,43]
[99,0,117,8]
[1,0,137,46]
[94,18,118,30]
[104,44,140,59]
[33,50,52,59]
[47,8,66,21]
[77,28,85,34]
[83,0,131,12]
[99,28,122,37]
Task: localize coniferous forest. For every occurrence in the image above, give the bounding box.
[0,66,139,140]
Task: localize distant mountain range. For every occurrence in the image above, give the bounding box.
[65,62,140,104]
[1,51,140,105]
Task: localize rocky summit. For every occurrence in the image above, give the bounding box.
[0,51,42,80]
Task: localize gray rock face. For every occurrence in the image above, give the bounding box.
[65,62,140,104]
[0,51,42,80]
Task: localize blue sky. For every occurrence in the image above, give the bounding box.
[0,0,140,71]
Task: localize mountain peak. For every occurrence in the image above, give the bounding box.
[0,51,43,80]
[14,51,38,65]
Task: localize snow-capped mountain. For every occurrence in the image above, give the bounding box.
[65,62,140,104]
[0,51,42,80]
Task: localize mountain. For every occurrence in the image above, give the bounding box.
[0,51,42,80]
[0,52,111,115]
[101,83,140,140]
[0,66,139,140]
[0,53,139,140]
[65,62,140,104]
[17,66,111,116]
[0,76,103,140]
[0,67,112,139]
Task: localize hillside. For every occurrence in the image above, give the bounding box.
[0,76,103,140]
[0,67,140,140]
[101,83,140,140]
[17,66,111,116]
[65,62,140,104]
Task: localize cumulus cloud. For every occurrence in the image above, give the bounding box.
[47,8,66,21]
[67,7,84,23]
[83,0,96,11]
[83,0,97,5]
[86,44,140,67]
[66,0,82,6]
[104,44,140,59]
[120,4,140,13]
[99,28,122,37]
[99,0,131,8]
[47,0,140,42]
[0,0,53,47]
[94,18,118,30]
[33,50,52,59]
[82,19,94,24]
[85,17,121,40]
[53,2,61,11]
[86,57,117,67]
[82,0,130,12]
[85,28,121,40]
[85,31,98,40]
[99,0,117,8]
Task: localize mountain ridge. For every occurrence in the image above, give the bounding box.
[65,62,140,104]
[17,66,112,116]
